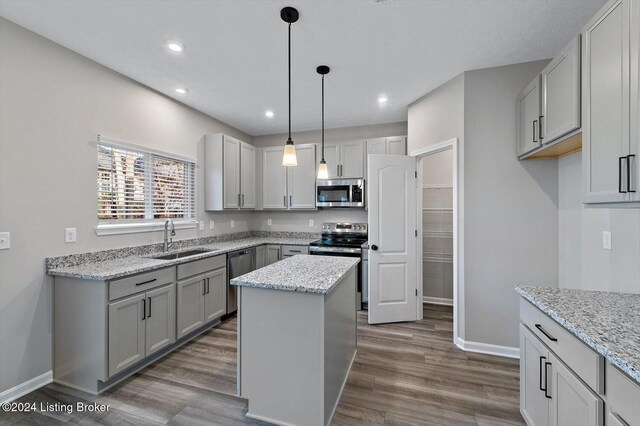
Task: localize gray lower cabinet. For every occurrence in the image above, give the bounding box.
[177,259,227,338]
[547,352,603,426]
[281,245,309,258]
[108,283,176,377]
[255,245,266,269]
[265,245,281,266]
[520,324,550,426]
[108,293,147,377]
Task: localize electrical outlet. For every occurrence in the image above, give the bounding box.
[309,219,314,227]
[230,220,235,228]
[603,231,612,250]
[65,228,77,243]
[199,221,205,231]
[209,220,215,229]
[0,232,10,250]
[268,218,272,226]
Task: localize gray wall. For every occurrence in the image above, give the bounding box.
[558,152,640,293]
[462,61,559,349]
[0,18,253,394]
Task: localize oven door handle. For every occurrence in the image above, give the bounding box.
[309,246,362,254]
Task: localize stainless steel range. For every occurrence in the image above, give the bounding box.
[309,222,368,309]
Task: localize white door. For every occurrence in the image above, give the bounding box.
[240,142,256,209]
[288,144,316,209]
[261,147,288,209]
[340,140,365,178]
[223,136,241,208]
[368,154,418,324]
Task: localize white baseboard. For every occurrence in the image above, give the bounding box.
[456,337,520,359]
[423,296,453,306]
[0,371,52,404]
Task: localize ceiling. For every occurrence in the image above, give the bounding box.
[0,0,605,136]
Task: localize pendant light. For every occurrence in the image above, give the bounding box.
[281,7,299,167]
[316,65,330,179]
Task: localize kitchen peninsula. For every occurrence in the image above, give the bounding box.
[231,255,360,426]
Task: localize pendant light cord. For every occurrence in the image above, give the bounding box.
[288,22,292,141]
[321,74,325,161]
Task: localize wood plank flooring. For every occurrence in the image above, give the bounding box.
[1,305,524,425]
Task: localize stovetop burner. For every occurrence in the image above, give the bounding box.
[310,222,368,249]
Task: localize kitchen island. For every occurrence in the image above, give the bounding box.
[231,255,360,426]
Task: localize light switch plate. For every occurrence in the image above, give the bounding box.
[65,228,77,243]
[268,218,272,226]
[309,219,314,227]
[603,231,612,250]
[199,221,205,231]
[230,220,235,228]
[0,232,10,250]
[209,220,215,229]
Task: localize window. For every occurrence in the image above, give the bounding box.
[96,139,196,234]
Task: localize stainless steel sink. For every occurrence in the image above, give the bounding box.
[149,249,215,260]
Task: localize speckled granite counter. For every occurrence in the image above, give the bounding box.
[516,286,640,384]
[231,254,359,294]
[46,232,318,281]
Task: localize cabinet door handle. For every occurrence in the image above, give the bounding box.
[628,155,636,193]
[539,115,544,141]
[337,165,340,177]
[206,277,210,294]
[544,361,552,399]
[141,299,146,321]
[136,278,156,286]
[539,356,547,391]
[237,193,241,207]
[147,297,151,318]
[535,324,558,342]
[202,279,206,295]
[289,195,292,207]
[284,195,287,207]
[242,194,245,207]
[533,120,538,143]
[619,157,628,193]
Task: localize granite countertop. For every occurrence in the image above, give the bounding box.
[231,255,360,294]
[516,286,640,384]
[47,236,317,281]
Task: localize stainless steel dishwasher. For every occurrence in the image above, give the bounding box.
[227,248,255,315]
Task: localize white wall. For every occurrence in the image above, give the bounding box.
[0,18,253,394]
[559,152,640,293]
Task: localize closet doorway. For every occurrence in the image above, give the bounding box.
[412,138,460,344]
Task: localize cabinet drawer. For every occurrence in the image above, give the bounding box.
[281,245,309,256]
[109,267,174,301]
[520,298,604,393]
[606,362,640,426]
[177,254,226,280]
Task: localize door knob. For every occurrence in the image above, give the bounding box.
[371,245,378,251]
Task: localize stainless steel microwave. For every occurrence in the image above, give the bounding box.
[316,179,365,208]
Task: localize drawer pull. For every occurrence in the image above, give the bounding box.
[136,278,157,286]
[544,361,552,399]
[289,250,302,253]
[535,324,558,342]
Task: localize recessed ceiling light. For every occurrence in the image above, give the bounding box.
[175,87,188,94]
[166,41,185,52]
[378,95,388,104]
[265,110,275,118]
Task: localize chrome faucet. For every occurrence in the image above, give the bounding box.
[163,219,176,252]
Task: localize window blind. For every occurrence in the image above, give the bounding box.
[97,142,195,222]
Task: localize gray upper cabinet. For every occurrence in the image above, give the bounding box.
[322,143,341,179]
[541,35,581,144]
[260,144,316,210]
[367,138,386,155]
[547,352,603,426]
[367,137,407,156]
[583,0,632,203]
[144,284,176,356]
[108,293,146,377]
[520,324,550,426]
[324,140,365,178]
[518,76,542,157]
[205,134,256,210]
[287,144,316,209]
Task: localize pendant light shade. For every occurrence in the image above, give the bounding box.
[317,65,330,179]
[281,7,299,167]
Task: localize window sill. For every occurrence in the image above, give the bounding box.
[96,220,198,236]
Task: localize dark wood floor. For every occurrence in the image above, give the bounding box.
[1,305,524,425]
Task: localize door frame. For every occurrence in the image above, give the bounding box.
[409,138,460,344]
